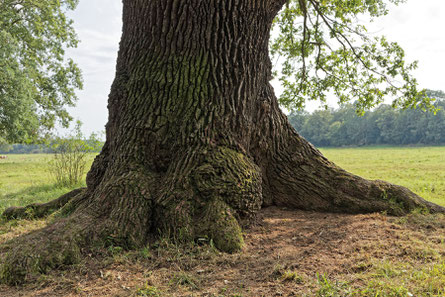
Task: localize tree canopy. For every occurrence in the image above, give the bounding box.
[0,0,82,144]
[271,0,432,113]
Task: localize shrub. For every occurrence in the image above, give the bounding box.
[49,121,102,187]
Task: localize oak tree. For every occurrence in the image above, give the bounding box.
[1,0,443,284]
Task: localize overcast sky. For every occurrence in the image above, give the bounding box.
[65,0,445,136]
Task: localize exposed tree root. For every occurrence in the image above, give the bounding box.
[0,214,87,285]
[153,147,262,253]
[1,188,86,220]
[267,147,445,215]
[251,83,445,216]
[1,170,155,285]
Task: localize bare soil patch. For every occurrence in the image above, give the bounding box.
[1,207,444,296]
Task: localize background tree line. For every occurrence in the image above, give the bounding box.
[0,122,104,154]
[289,91,445,147]
[0,139,103,154]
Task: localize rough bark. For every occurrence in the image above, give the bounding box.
[1,0,443,285]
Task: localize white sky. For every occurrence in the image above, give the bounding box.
[65,0,445,136]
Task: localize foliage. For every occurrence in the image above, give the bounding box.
[0,143,51,154]
[271,0,431,113]
[0,0,82,144]
[48,121,100,187]
[288,92,445,147]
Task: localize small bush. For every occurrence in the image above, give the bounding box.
[49,121,102,187]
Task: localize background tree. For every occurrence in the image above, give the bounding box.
[0,0,82,144]
[287,90,445,147]
[1,0,444,285]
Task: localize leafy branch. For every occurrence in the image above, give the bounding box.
[271,0,432,113]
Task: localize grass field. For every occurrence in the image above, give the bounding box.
[320,146,445,207]
[0,154,95,214]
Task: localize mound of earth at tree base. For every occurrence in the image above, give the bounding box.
[1,206,445,296]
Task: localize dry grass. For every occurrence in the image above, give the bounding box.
[2,208,445,296]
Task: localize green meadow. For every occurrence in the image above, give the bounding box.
[0,154,95,214]
[320,146,445,207]
[0,147,444,213]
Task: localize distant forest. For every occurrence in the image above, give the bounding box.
[289,95,445,147]
[0,144,52,154]
[0,140,103,154]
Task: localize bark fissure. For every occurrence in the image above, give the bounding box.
[1,0,444,285]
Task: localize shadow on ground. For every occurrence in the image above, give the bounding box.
[1,207,445,296]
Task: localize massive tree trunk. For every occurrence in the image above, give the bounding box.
[1,0,443,285]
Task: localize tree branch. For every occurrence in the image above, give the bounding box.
[308,0,399,90]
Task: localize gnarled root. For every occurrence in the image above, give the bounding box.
[1,169,155,285]
[154,147,262,253]
[252,88,445,216]
[1,214,88,285]
[262,124,445,215]
[1,188,86,220]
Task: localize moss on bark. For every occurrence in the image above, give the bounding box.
[195,199,244,253]
[153,146,261,252]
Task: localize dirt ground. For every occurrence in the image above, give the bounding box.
[1,207,445,296]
